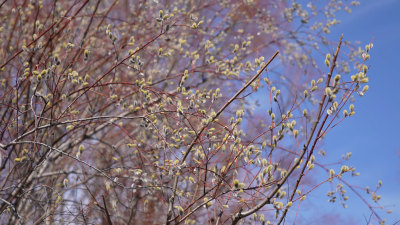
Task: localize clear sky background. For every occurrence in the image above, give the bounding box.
[319,0,400,223]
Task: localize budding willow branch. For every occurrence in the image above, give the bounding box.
[166,50,279,225]
[232,35,344,225]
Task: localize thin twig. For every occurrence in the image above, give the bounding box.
[102,195,114,225]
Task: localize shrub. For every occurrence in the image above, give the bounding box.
[0,0,385,224]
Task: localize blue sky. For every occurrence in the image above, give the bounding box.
[321,0,400,223]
